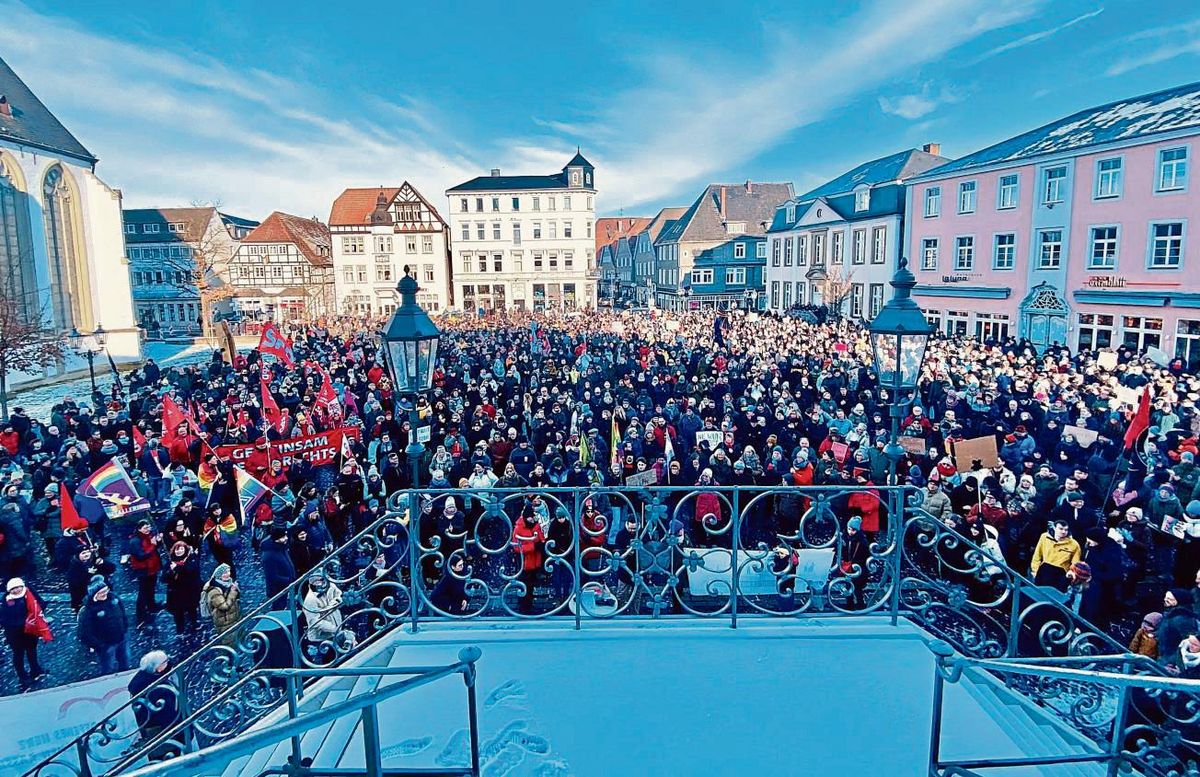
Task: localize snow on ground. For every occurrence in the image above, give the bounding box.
[10,341,220,421]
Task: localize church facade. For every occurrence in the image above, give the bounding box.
[0,56,140,373]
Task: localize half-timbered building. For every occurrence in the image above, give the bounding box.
[329,183,452,315]
[227,211,332,323]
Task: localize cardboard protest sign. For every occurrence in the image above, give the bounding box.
[695,430,723,449]
[898,437,927,456]
[1110,385,1140,410]
[1146,346,1170,367]
[216,426,361,468]
[1063,425,1099,449]
[626,469,659,488]
[1097,351,1118,370]
[952,435,999,473]
[831,442,849,464]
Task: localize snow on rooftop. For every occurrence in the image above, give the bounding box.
[923,83,1200,176]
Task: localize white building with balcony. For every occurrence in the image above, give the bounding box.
[446,152,596,311]
[329,184,451,315]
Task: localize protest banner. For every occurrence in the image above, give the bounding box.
[1063,425,1099,448]
[216,426,361,468]
[0,670,136,775]
[626,469,659,488]
[1110,385,1141,410]
[695,430,723,449]
[831,442,849,463]
[952,435,1000,472]
[1097,351,1118,370]
[897,437,927,456]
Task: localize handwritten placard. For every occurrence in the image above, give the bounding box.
[952,435,999,473]
[898,437,927,456]
[1097,352,1118,370]
[625,469,659,488]
[695,430,723,449]
[1063,425,1099,449]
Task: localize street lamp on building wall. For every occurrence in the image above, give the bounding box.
[868,258,933,483]
[69,324,107,397]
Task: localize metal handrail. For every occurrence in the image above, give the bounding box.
[24,488,415,777]
[31,483,1189,777]
[122,647,483,777]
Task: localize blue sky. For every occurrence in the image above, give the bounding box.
[2,0,1199,220]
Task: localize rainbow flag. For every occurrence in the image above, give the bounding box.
[611,416,621,468]
[578,434,592,466]
[76,458,150,521]
[204,512,239,541]
[234,467,272,528]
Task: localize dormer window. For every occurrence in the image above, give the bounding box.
[725,221,746,235]
[785,203,795,223]
[854,186,870,212]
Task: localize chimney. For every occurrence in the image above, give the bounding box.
[922,142,941,156]
[0,96,10,118]
[745,180,753,193]
[490,168,501,177]
[719,186,727,218]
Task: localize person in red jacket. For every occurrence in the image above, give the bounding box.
[127,519,163,632]
[0,426,18,457]
[511,505,545,615]
[693,469,723,546]
[847,476,882,535]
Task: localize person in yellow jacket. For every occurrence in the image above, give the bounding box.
[1030,519,1082,592]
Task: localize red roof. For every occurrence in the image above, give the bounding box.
[595,216,652,253]
[328,187,400,226]
[242,212,332,266]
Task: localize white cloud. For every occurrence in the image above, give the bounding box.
[1106,18,1200,76]
[879,83,964,120]
[0,0,1050,217]
[0,2,483,219]
[974,7,1104,63]
[588,0,1048,210]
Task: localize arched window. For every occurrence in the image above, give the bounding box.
[0,157,35,321]
[43,165,91,330]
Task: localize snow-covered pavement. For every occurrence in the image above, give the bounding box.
[10,341,221,420]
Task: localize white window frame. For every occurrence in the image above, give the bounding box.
[954,236,974,271]
[726,267,746,285]
[1088,225,1120,270]
[957,181,976,214]
[831,231,844,265]
[870,226,886,265]
[997,174,1019,210]
[734,242,746,259]
[854,186,870,212]
[772,239,781,266]
[1147,220,1186,269]
[1042,166,1067,205]
[924,187,940,218]
[992,233,1015,270]
[1095,157,1123,200]
[756,241,767,259]
[921,238,939,271]
[1157,147,1189,193]
[1037,228,1063,269]
[691,269,714,285]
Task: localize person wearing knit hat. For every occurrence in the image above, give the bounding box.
[1160,589,1198,660]
[77,574,130,675]
[203,563,240,644]
[0,576,46,688]
[1129,612,1163,659]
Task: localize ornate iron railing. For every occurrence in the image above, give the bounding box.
[27,484,1197,777]
[930,647,1200,777]
[120,648,483,777]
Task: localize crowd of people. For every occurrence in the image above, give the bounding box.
[3,304,1200,705]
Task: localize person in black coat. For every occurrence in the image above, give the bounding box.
[261,531,298,602]
[1079,527,1126,631]
[162,542,201,634]
[67,545,116,613]
[0,578,45,690]
[429,554,470,615]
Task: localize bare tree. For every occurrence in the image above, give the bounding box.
[158,203,235,337]
[820,265,856,320]
[0,283,66,419]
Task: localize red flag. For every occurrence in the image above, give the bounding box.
[59,482,89,533]
[226,406,236,432]
[131,426,146,458]
[1124,387,1153,451]
[315,368,342,424]
[261,377,283,432]
[161,395,187,447]
[258,322,296,367]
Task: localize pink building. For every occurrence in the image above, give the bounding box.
[905,82,1200,367]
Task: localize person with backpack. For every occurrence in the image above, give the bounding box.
[202,564,240,645]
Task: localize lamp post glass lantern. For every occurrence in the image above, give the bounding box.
[70,324,107,394]
[379,273,440,396]
[869,258,932,397]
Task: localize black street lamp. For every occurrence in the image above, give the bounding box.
[70,324,107,396]
[379,267,441,515]
[868,258,933,483]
